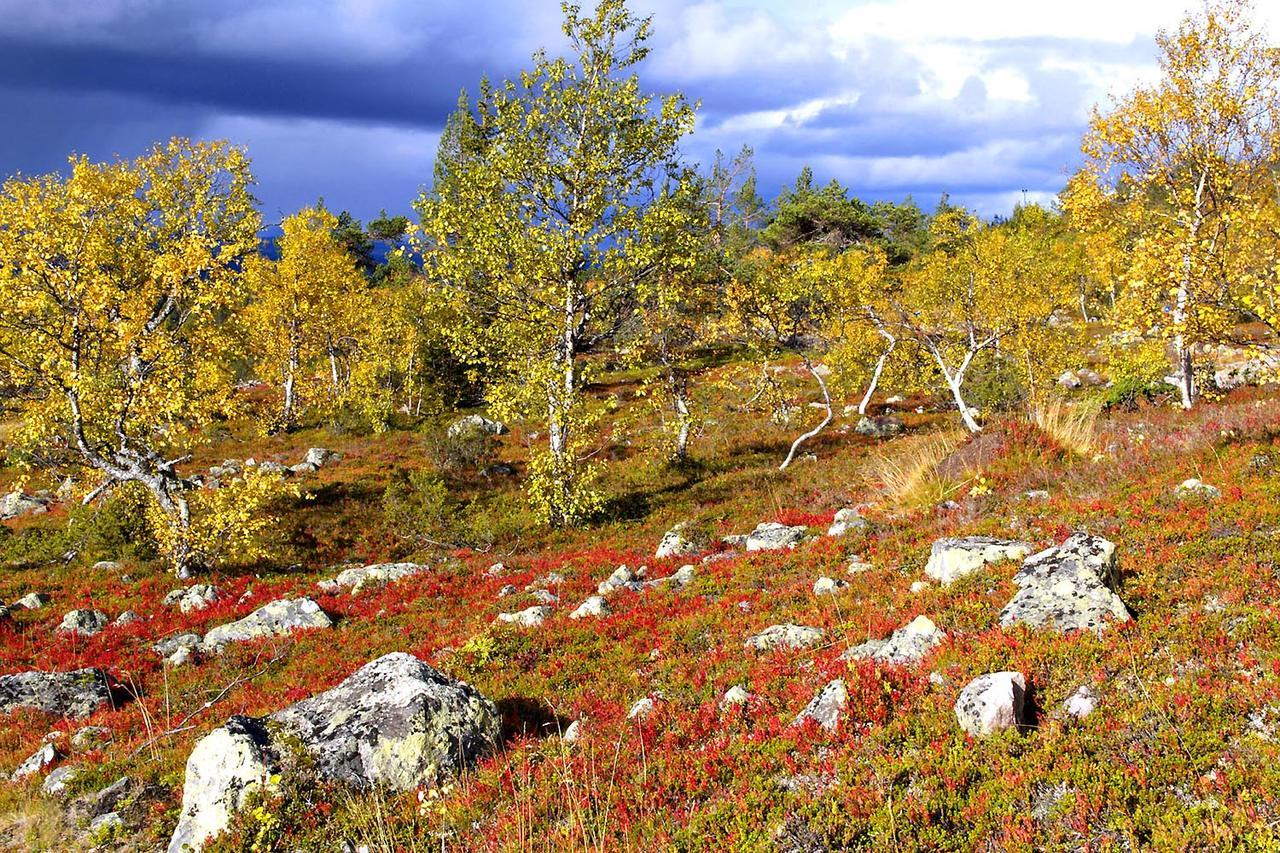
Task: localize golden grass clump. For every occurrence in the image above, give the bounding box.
[871,428,969,510]
[1030,397,1100,457]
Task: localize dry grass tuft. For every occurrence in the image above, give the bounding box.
[0,794,64,851]
[871,428,970,510]
[1031,397,1100,457]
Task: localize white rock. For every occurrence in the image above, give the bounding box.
[41,765,79,796]
[793,680,848,731]
[1175,478,1221,500]
[1064,684,1098,719]
[11,742,58,781]
[924,536,1032,586]
[494,606,551,628]
[597,565,642,595]
[954,672,1026,736]
[843,615,945,665]
[745,624,824,651]
[812,577,848,597]
[569,596,610,619]
[909,581,929,593]
[827,508,868,537]
[628,696,659,720]
[654,522,706,559]
[999,533,1130,634]
[562,720,582,742]
[201,598,332,652]
[745,522,807,551]
[720,685,751,708]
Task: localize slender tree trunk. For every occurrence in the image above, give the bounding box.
[282,355,298,429]
[545,285,578,522]
[670,369,693,462]
[858,327,897,416]
[780,356,832,470]
[1174,255,1196,410]
[930,344,982,433]
[328,347,341,395]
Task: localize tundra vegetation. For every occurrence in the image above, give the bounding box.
[3,0,1280,850]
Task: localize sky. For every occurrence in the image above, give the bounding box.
[1,0,1275,223]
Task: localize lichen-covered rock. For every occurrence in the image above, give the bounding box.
[924,536,1032,586]
[113,610,140,626]
[165,584,222,614]
[745,624,824,651]
[826,507,868,537]
[324,562,428,594]
[999,533,1130,634]
[11,742,59,780]
[201,598,332,651]
[167,716,278,853]
[745,522,808,551]
[154,633,202,658]
[854,415,904,439]
[843,615,944,665]
[654,522,706,559]
[0,669,114,718]
[494,606,551,628]
[57,609,109,637]
[42,765,79,796]
[169,654,498,852]
[1064,684,1098,719]
[793,679,848,731]
[447,414,508,438]
[955,671,1026,736]
[569,595,609,619]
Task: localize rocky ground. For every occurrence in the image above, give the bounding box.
[3,381,1280,850]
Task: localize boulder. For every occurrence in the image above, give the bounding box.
[826,507,868,537]
[854,415,905,439]
[654,522,706,559]
[745,522,808,552]
[0,669,114,719]
[201,598,332,652]
[745,624,824,652]
[13,592,49,610]
[569,596,610,619]
[999,533,1130,634]
[494,606,551,628]
[842,615,945,665]
[303,447,342,468]
[793,680,848,731]
[56,609,109,637]
[1175,478,1221,500]
[955,671,1026,736]
[167,716,278,853]
[323,562,428,594]
[169,654,498,853]
[529,589,558,604]
[11,742,59,781]
[447,415,508,438]
[42,765,80,796]
[0,490,51,520]
[924,536,1032,586]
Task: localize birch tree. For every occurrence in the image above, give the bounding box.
[1065,0,1280,408]
[416,0,698,524]
[0,138,259,575]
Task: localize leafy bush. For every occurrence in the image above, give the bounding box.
[427,424,498,473]
[962,350,1027,414]
[1102,334,1171,409]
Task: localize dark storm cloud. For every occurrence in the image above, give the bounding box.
[0,0,1177,218]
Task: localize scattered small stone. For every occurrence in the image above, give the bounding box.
[70,727,111,751]
[57,609,109,637]
[909,580,929,593]
[485,563,506,576]
[497,585,517,597]
[447,415,508,438]
[793,679,848,731]
[494,606,551,628]
[655,521,707,559]
[598,565,643,595]
[88,811,123,837]
[569,596,609,620]
[201,598,332,652]
[721,685,751,708]
[42,765,79,796]
[855,415,905,439]
[1023,490,1051,501]
[745,624,824,652]
[113,610,140,626]
[0,490,51,520]
[303,447,342,468]
[153,633,202,658]
[1175,478,1221,500]
[1063,685,1098,720]
[562,720,582,742]
[167,647,195,668]
[827,507,869,537]
[91,561,120,572]
[924,536,1033,586]
[847,559,874,574]
[955,672,1027,736]
[628,695,660,720]
[324,563,427,594]
[529,589,558,604]
[812,577,848,596]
